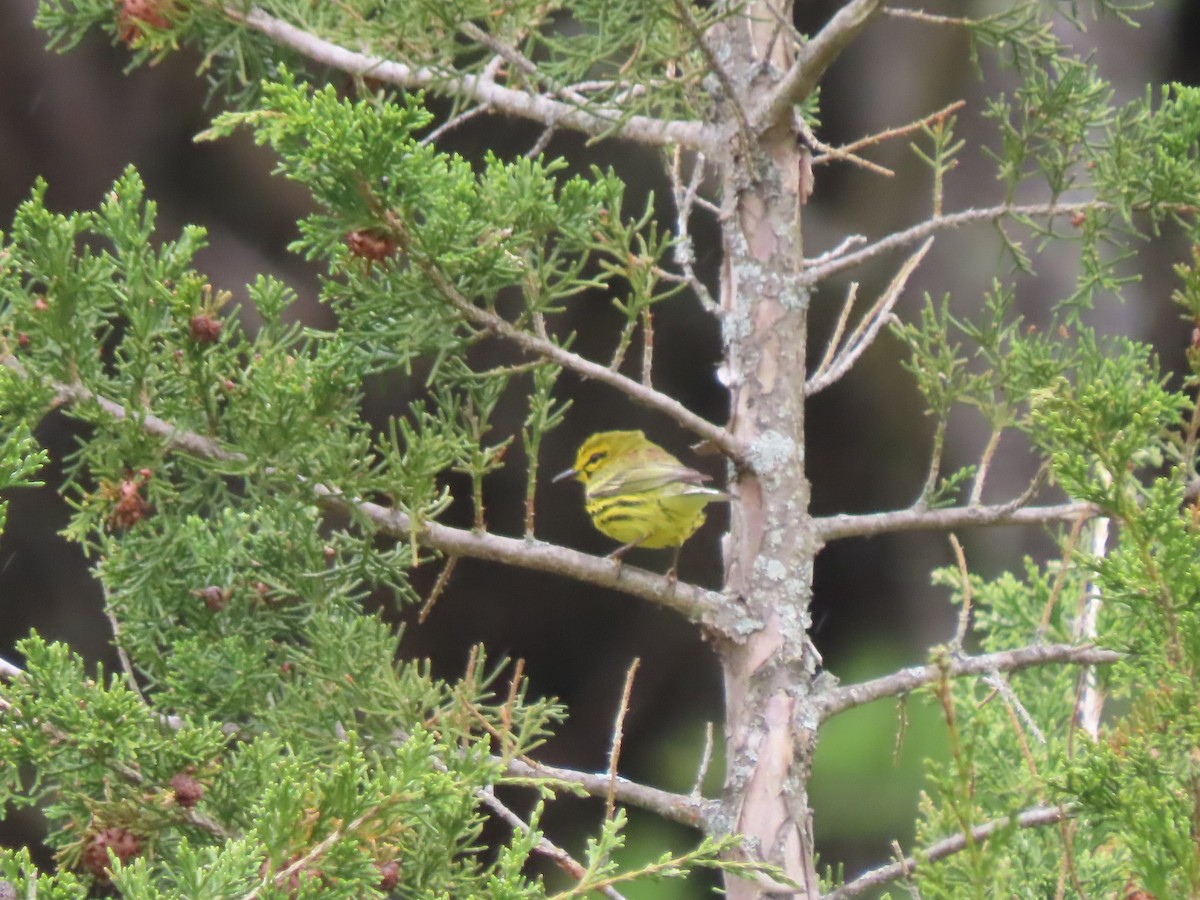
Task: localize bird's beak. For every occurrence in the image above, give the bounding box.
[552,467,578,483]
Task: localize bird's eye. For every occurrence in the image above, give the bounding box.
[587,451,606,467]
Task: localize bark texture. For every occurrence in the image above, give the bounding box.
[714,3,824,895]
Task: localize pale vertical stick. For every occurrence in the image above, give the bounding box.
[1074,472,1110,739]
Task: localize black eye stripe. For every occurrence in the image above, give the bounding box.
[587,451,605,466]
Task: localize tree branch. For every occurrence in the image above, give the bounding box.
[0,654,23,681]
[233,6,723,155]
[814,499,1097,543]
[504,757,719,831]
[400,220,748,465]
[822,804,1068,899]
[800,202,1101,285]
[805,237,932,395]
[755,0,886,133]
[315,485,745,635]
[23,368,751,638]
[817,643,1120,723]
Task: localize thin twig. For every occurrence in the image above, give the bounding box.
[947,534,972,653]
[606,659,640,822]
[807,234,867,267]
[817,643,1121,723]
[102,585,147,706]
[233,7,722,154]
[640,309,654,388]
[821,805,1068,899]
[420,102,493,146]
[418,555,458,623]
[244,806,382,899]
[459,21,590,108]
[756,0,805,46]
[666,148,720,313]
[815,498,1096,543]
[986,671,1046,747]
[417,54,505,147]
[813,100,967,167]
[800,201,1103,285]
[1075,474,1111,739]
[526,124,558,158]
[806,238,933,395]
[969,425,1005,505]
[396,220,747,463]
[811,282,858,383]
[1036,514,1088,635]
[422,705,632,899]
[505,756,718,830]
[882,7,974,26]
[690,722,715,800]
[797,117,894,177]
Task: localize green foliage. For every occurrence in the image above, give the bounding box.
[17,0,1200,896]
[39,0,720,118]
[0,846,87,898]
[894,228,1200,899]
[0,64,711,896]
[0,385,49,534]
[882,11,1200,892]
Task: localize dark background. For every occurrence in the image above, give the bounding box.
[1,1,1196,892]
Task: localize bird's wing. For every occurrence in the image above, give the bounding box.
[588,461,712,498]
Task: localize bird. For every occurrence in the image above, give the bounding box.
[553,430,730,580]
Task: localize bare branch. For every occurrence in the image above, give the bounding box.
[690,722,715,801]
[797,117,893,178]
[1075,476,1111,739]
[822,805,1067,900]
[814,499,1097,543]
[969,426,1004,505]
[102,583,148,705]
[806,237,932,395]
[666,148,720,313]
[812,100,967,167]
[800,202,1100,285]
[319,485,744,634]
[817,643,1120,723]
[755,0,886,133]
[882,7,973,26]
[419,102,493,147]
[807,234,867,267]
[417,555,458,624]
[947,534,972,653]
[0,654,24,681]
[605,659,640,822]
[19,367,751,637]
[459,22,587,107]
[811,281,859,380]
[504,757,719,830]
[402,228,747,464]
[234,7,723,155]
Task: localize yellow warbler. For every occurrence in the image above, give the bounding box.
[553,430,730,575]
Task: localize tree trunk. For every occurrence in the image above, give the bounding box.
[716,3,823,896]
